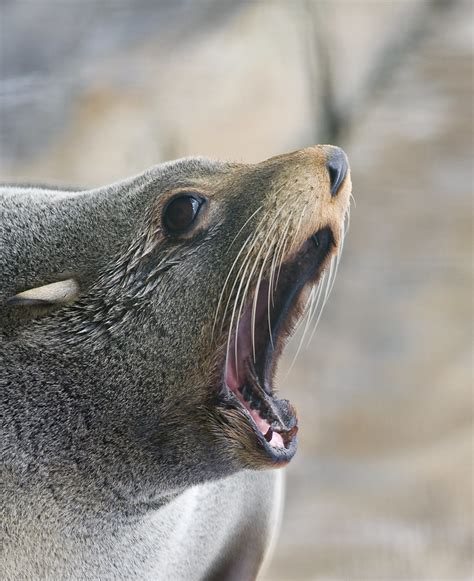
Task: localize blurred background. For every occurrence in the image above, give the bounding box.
[1,0,472,578]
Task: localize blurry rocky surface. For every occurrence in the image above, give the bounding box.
[1,0,472,578]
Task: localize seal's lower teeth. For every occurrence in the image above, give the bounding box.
[264,427,273,442]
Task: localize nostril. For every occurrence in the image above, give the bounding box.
[326,148,348,197]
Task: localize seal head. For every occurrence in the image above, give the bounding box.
[2,145,351,494]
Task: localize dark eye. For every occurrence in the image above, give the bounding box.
[162,194,204,235]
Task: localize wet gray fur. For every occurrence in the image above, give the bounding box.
[1,157,282,580]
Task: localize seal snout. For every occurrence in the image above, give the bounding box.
[326,146,349,197]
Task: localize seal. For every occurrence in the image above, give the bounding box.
[1,145,351,580]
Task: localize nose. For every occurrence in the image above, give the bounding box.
[326,147,348,197]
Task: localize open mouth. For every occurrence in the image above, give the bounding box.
[220,227,334,464]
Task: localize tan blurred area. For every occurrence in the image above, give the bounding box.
[1,0,472,578]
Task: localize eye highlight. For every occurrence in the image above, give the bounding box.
[162,193,204,235]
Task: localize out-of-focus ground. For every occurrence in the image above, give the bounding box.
[1,1,472,579]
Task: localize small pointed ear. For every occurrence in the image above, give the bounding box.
[6,279,79,307]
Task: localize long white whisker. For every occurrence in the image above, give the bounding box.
[275,235,291,293]
[308,260,334,344]
[226,256,253,381]
[256,202,293,344]
[349,192,356,209]
[301,274,324,341]
[252,230,281,360]
[212,234,254,337]
[268,236,283,309]
[239,207,289,362]
[271,211,294,298]
[220,231,260,334]
[227,201,290,377]
[265,216,292,355]
[325,249,340,303]
[213,206,269,337]
[345,202,352,235]
[303,268,328,348]
[321,256,336,307]
[227,206,263,252]
[282,282,319,380]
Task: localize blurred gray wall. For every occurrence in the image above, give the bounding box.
[1,1,472,578]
